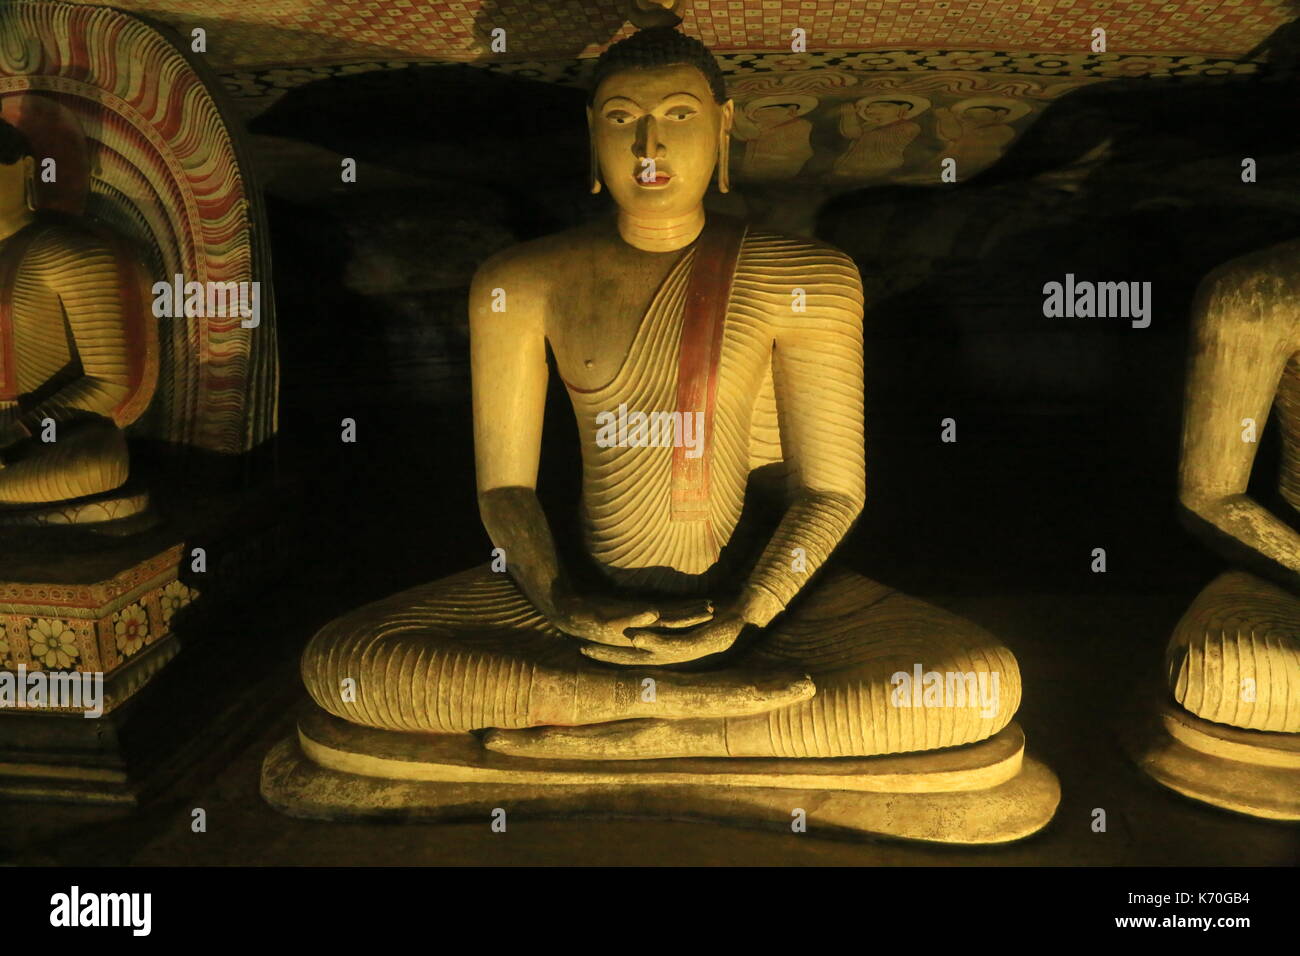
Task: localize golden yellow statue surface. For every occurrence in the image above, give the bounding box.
[0,117,156,520]
[270,27,1058,842]
[1131,239,1300,820]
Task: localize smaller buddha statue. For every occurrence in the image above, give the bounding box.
[0,117,156,524]
[1133,239,1300,820]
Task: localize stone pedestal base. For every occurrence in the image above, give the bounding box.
[0,542,191,713]
[0,475,295,804]
[1126,698,1300,821]
[0,541,193,803]
[262,708,1061,844]
[0,649,175,805]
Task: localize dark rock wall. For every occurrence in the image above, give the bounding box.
[250,64,1300,602]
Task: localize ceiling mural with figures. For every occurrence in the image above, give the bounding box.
[49,0,1291,185]
[64,0,1295,71]
[219,48,1257,105]
[728,70,1101,184]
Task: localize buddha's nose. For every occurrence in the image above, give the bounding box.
[634,116,665,160]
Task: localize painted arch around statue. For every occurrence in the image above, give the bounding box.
[0,0,278,458]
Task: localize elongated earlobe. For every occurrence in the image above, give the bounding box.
[716,100,733,194]
[589,136,602,195]
[23,164,37,212]
[586,106,602,194]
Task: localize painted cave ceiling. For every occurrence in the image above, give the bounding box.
[63,0,1294,68]
[35,0,1300,188]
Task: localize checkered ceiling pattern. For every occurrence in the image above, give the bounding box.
[65,0,1294,70]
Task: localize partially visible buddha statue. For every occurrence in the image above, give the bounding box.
[1136,239,1300,819]
[0,117,155,519]
[285,26,1057,839]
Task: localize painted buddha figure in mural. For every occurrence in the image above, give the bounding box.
[1170,241,1300,737]
[731,95,817,181]
[831,95,927,181]
[0,117,154,512]
[301,27,1023,761]
[934,98,1028,174]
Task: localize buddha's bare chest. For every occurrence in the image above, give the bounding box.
[545,248,685,392]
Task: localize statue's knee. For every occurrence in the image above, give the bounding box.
[984,642,1022,727]
[0,419,129,503]
[301,598,456,715]
[1166,573,1300,730]
[300,608,381,709]
[932,625,1022,732]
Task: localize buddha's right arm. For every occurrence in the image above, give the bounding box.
[1178,264,1300,575]
[467,255,570,617]
[476,486,570,619]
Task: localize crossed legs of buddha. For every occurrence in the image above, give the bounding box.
[0,418,129,505]
[301,564,1021,760]
[1126,570,1300,819]
[1166,571,1300,733]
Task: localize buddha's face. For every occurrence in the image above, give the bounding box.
[857,101,911,128]
[590,62,732,218]
[750,104,800,130]
[962,106,1009,128]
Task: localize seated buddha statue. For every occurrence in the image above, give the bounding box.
[290,27,1056,837]
[0,117,155,521]
[1139,239,1300,819]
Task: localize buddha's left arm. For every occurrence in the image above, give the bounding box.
[1178,261,1300,574]
[16,231,132,432]
[737,246,867,627]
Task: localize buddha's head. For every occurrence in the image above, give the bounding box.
[855,99,914,129]
[749,103,801,130]
[588,26,733,216]
[961,105,1011,128]
[0,118,35,219]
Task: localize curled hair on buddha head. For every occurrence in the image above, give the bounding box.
[0,117,32,166]
[589,26,728,105]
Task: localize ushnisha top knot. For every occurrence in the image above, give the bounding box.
[590,25,727,105]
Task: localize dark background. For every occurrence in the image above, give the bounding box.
[251,65,1300,607]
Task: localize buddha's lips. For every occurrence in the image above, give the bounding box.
[636,173,672,187]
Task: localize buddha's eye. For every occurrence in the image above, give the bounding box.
[605,110,635,126]
[665,107,697,122]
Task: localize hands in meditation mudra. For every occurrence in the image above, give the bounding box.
[287,27,1057,837]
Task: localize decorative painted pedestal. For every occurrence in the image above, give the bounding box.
[0,542,195,803]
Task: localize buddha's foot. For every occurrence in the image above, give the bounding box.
[609,669,815,721]
[484,717,727,760]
